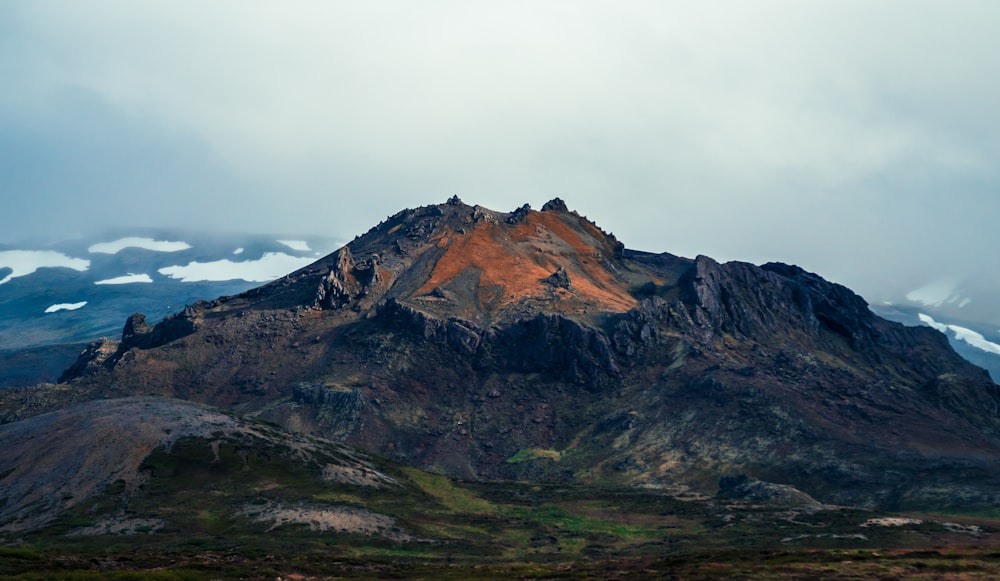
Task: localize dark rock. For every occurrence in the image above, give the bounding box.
[446,320,482,355]
[377,300,619,387]
[676,256,880,349]
[636,281,658,296]
[541,198,569,212]
[122,313,150,343]
[147,310,198,347]
[505,203,532,224]
[294,382,363,410]
[718,475,820,506]
[315,247,359,309]
[762,262,876,348]
[472,207,497,224]
[487,314,620,387]
[292,383,364,436]
[58,338,118,382]
[543,267,571,289]
[314,247,383,310]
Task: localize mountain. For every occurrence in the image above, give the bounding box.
[3,197,1000,513]
[872,279,1000,382]
[0,229,340,386]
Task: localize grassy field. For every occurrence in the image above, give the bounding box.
[4,436,1000,579]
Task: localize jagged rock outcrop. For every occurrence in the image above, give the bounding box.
[676,256,887,351]
[315,247,379,309]
[487,313,620,386]
[291,383,365,438]
[377,299,484,355]
[122,312,151,343]
[544,266,572,289]
[762,262,877,348]
[505,203,532,224]
[541,197,569,212]
[58,338,118,383]
[377,299,618,386]
[60,305,202,381]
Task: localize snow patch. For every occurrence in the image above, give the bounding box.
[917,313,949,333]
[94,273,154,285]
[158,252,314,283]
[0,250,90,285]
[45,302,87,313]
[277,239,311,252]
[918,313,1000,356]
[906,279,962,307]
[88,237,191,254]
[948,325,1000,356]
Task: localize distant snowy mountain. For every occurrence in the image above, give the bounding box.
[0,230,341,385]
[872,275,1000,382]
[894,273,1000,327]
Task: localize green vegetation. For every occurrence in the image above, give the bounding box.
[5,436,1000,579]
[505,447,562,463]
[400,467,497,514]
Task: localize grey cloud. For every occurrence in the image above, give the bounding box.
[0,86,256,241]
[2,1,999,311]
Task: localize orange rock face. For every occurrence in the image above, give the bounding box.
[414,210,636,323]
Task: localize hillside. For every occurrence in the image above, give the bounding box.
[4,397,1000,579]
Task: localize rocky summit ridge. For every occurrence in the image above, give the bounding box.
[3,197,1000,512]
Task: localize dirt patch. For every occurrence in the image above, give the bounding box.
[862,517,924,527]
[322,463,398,487]
[239,501,410,541]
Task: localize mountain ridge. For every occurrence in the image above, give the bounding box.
[3,197,999,511]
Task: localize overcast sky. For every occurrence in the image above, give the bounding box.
[2,1,999,302]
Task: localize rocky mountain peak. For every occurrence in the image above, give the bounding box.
[541,197,570,212]
[271,198,641,328]
[11,198,1000,512]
